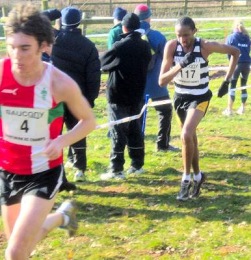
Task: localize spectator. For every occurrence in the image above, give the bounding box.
[107,7,127,49]
[41,8,62,62]
[134,4,179,152]
[223,19,251,116]
[51,6,101,182]
[42,8,77,192]
[0,4,95,259]
[100,13,151,180]
[159,16,240,201]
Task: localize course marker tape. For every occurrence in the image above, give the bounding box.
[96,99,172,129]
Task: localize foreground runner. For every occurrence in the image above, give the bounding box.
[0,4,95,259]
[159,16,240,201]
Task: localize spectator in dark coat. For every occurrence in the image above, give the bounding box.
[42,8,78,192]
[41,8,62,62]
[51,6,101,182]
[100,13,151,180]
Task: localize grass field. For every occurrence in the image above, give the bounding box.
[1,77,250,259]
[0,19,251,260]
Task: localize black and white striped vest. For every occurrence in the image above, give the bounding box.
[173,38,209,95]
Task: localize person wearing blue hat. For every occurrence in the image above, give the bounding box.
[107,7,127,49]
[51,6,101,182]
[61,6,82,28]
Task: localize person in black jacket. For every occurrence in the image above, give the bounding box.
[41,8,62,62]
[100,13,151,180]
[51,6,101,182]
[42,8,78,192]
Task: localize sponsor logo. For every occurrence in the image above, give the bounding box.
[1,88,18,95]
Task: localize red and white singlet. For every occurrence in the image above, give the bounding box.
[0,58,64,175]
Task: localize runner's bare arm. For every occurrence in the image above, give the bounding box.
[0,59,3,86]
[159,40,183,87]
[202,40,240,81]
[43,67,96,159]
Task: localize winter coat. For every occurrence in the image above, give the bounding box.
[107,23,123,49]
[140,21,169,99]
[51,27,101,107]
[100,31,152,106]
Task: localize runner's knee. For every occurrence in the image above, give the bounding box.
[5,242,29,260]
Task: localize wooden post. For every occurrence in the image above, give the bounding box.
[184,0,188,14]
[109,0,112,16]
[41,0,49,11]
[1,6,7,17]
[221,0,225,10]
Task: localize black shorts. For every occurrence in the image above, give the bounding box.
[174,90,212,124]
[0,165,63,206]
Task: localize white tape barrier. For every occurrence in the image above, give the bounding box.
[230,85,251,92]
[96,85,251,130]
[96,99,173,130]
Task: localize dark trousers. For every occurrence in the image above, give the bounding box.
[108,103,144,173]
[151,96,173,150]
[230,62,250,104]
[64,106,87,172]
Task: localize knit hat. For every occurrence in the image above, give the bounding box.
[42,8,61,22]
[134,4,152,21]
[61,7,82,27]
[121,13,140,31]
[113,7,127,21]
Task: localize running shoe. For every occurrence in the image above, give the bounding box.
[57,200,78,237]
[190,172,206,198]
[176,180,192,201]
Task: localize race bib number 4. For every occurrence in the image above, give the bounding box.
[1,106,49,146]
[175,63,200,86]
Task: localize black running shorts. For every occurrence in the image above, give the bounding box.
[0,165,63,206]
[173,90,212,124]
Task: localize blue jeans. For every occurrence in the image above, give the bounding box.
[108,103,144,173]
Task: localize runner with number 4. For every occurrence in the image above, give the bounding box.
[0,4,95,260]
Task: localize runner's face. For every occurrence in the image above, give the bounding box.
[175,24,196,49]
[6,32,43,73]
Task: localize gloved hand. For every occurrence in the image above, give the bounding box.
[217,80,229,98]
[179,52,195,68]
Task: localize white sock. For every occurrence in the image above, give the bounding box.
[56,202,71,226]
[182,173,191,182]
[194,172,202,182]
[61,213,70,227]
